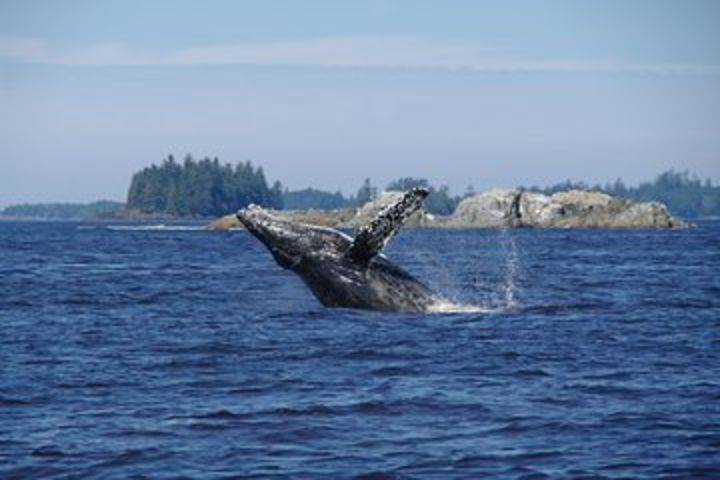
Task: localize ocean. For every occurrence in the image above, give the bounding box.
[1,221,719,479]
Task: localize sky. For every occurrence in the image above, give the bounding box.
[1,0,719,205]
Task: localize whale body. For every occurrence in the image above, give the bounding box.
[236,188,448,312]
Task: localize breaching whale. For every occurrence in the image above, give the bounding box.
[236,188,451,312]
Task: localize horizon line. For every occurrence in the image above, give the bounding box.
[2,35,719,77]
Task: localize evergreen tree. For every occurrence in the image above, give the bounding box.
[524,169,720,218]
[282,188,349,210]
[126,155,282,216]
[354,178,378,206]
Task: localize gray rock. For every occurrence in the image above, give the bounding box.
[208,188,687,230]
[445,189,518,228]
[449,189,687,229]
[208,208,356,230]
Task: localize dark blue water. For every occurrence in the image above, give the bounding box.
[1,221,719,479]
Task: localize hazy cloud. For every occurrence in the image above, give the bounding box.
[1,35,719,76]
[0,36,46,60]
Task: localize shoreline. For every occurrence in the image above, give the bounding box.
[3,189,707,228]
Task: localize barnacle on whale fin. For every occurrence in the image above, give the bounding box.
[346,187,429,264]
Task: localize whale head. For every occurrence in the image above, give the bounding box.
[236,205,352,270]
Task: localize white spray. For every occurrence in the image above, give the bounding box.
[498,227,521,309]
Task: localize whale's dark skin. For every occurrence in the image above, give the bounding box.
[236,188,445,312]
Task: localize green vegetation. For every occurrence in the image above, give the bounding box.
[352,178,377,207]
[0,200,124,220]
[119,159,720,219]
[282,188,349,210]
[5,162,715,221]
[524,169,720,218]
[279,179,378,211]
[281,177,461,214]
[126,155,283,216]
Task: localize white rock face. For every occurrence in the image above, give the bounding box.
[449,189,686,229]
[551,191,613,208]
[613,201,681,228]
[518,192,564,227]
[448,189,518,228]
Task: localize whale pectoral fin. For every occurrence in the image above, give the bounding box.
[346,187,429,264]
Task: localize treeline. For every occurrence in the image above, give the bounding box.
[127,155,283,216]
[124,157,720,219]
[281,179,377,211]
[282,188,348,211]
[0,200,124,220]
[282,177,462,215]
[525,169,719,218]
[4,164,717,220]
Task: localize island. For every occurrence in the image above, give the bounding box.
[208,189,687,230]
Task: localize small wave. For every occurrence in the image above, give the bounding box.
[195,409,245,420]
[344,348,396,360]
[518,302,604,314]
[228,386,268,395]
[580,384,645,398]
[0,395,31,407]
[273,405,337,417]
[352,471,396,480]
[351,401,389,414]
[515,368,551,378]
[113,429,176,438]
[106,224,205,232]
[61,296,101,306]
[31,447,65,458]
[656,466,720,478]
[0,299,34,309]
[370,366,419,377]
[189,422,228,431]
[257,401,389,418]
[452,450,561,468]
[97,448,147,467]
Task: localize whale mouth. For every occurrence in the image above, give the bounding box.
[236,206,304,269]
[236,204,268,230]
[236,204,290,237]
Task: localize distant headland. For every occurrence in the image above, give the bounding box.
[2,154,718,225]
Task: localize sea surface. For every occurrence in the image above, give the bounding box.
[1,220,719,479]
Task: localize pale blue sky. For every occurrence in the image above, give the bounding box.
[1,0,719,204]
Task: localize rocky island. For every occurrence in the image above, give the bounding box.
[209,189,687,230]
[444,189,686,228]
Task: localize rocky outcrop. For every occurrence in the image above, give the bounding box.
[442,189,519,228]
[447,190,687,229]
[207,208,356,230]
[209,189,687,230]
[207,214,241,230]
[209,191,432,230]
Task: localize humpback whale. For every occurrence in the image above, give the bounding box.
[236,188,451,312]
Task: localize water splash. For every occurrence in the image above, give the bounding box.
[394,229,522,314]
[427,300,495,314]
[498,227,521,309]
